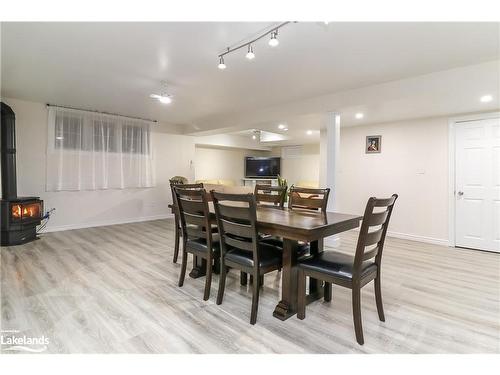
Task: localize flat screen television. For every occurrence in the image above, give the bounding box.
[245,157,281,178]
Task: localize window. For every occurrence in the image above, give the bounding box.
[47,107,154,191]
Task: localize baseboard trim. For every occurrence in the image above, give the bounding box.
[345,227,449,247]
[41,213,174,233]
[324,235,340,247]
[386,231,449,247]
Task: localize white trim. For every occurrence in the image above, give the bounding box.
[324,235,340,247]
[447,111,500,248]
[386,231,449,247]
[40,213,174,233]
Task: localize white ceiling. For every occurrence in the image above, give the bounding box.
[1,22,499,143]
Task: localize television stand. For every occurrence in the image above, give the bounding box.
[242,178,278,187]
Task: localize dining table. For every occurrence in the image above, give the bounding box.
[168,200,362,320]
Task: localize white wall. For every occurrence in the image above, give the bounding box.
[194,146,270,184]
[336,117,449,244]
[1,97,196,231]
[272,144,320,187]
[275,117,450,244]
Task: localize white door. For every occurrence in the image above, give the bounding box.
[455,118,500,252]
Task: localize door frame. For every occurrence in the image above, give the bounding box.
[448,111,500,247]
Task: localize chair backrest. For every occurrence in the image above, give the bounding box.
[288,186,330,212]
[211,191,259,268]
[353,194,398,274]
[254,184,286,208]
[174,186,212,244]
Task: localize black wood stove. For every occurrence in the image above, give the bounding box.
[1,102,43,246]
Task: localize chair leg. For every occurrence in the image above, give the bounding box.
[203,256,212,301]
[297,269,306,320]
[240,271,248,286]
[216,262,227,305]
[352,286,364,345]
[178,246,188,287]
[173,220,180,263]
[250,272,260,325]
[374,276,385,322]
[259,275,264,288]
[324,282,332,302]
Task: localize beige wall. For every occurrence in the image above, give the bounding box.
[272,144,320,187]
[194,146,270,184]
[274,117,449,243]
[1,97,196,231]
[337,117,449,243]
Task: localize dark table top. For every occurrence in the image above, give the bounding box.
[169,203,361,242]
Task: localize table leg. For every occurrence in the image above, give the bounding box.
[189,255,207,278]
[273,238,299,320]
[307,239,324,302]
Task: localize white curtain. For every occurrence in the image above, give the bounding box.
[46,107,155,191]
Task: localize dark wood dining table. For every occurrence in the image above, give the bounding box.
[168,202,362,320]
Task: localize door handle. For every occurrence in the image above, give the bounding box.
[457,191,464,196]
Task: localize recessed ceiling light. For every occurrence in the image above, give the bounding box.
[278,124,286,129]
[252,135,256,140]
[480,94,493,103]
[306,130,313,135]
[56,136,64,140]
[355,113,364,119]
[283,128,288,131]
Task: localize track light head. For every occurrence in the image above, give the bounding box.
[269,31,279,47]
[218,56,226,70]
[246,44,255,60]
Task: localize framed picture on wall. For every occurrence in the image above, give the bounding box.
[366,135,381,153]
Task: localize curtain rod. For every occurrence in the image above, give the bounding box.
[46,104,158,123]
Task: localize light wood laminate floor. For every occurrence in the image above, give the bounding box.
[1,219,499,353]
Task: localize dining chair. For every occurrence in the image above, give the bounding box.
[211,191,283,324]
[254,184,286,208]
[261,186,331,257]
[169,181,203,263]
[288,186,330,212]
[297,194,398,345]
[174,185,217,301]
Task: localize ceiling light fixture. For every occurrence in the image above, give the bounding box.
[480,94,493,103]
[246,44,255,60]
[355,112,364,119]
[306,130,313,135]
[269,30,279,47]
[150,81,173,104]
[218,56,226,70]
[278,124,286,129]
[252,130,261,141]
[217,22,294,69]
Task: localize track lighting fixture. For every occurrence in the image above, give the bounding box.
[217,22,295,69]
[268,30,279,47]
[218,56,226,70]
[246,44,255,60]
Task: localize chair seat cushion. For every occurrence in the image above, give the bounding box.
[186,237,220,256]
[298,251,377,281]
[224,243,282,271]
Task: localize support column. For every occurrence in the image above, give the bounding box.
[319,112,340,212]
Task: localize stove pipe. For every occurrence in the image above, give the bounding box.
[1,102,17,200]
